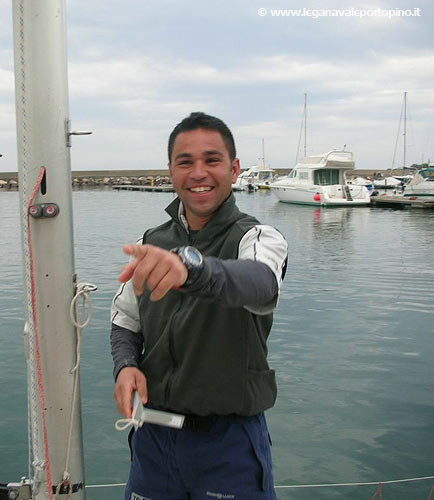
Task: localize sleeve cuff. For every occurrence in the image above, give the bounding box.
[113,358,139,381]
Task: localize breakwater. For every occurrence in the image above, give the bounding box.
[0,168,412,188]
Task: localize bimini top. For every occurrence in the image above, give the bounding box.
[406,167,434,186]
[297,150,355,170]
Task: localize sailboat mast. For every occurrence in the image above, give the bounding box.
[303,92,307,158]
[262,138,265,168]
[12,1,86,499]
[295,93,307,164]
[403,91,407,169]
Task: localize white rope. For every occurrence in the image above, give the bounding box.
[58,283,97,494]
[114,418,142,432]
[69,283,97,372]
[275,475,434,489]
[86,483,126,489]
[83,475,434,490]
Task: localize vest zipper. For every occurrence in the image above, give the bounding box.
[164,230,198,407]
[164,293,184,407]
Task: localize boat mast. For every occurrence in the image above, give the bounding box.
[303,92,307,158]
[12,1,86,499]
[295,92,307,164]
[261,138,266,168]
[403,91,407,169]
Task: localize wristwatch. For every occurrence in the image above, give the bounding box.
[171,246,204,288]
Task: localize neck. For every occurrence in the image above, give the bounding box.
[185,211,213,230]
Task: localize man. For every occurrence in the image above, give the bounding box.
[111,112,287,500]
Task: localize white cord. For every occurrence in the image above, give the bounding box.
[83,474,434,490]
[114,418,141,432]
[69,283,97,373]
[59,283,97,491]
[275,474,434,488]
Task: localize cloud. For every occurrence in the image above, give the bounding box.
[1,0,433,172]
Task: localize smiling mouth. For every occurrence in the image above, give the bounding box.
[188,186,213,193]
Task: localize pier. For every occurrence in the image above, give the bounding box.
[371,194,434,209]
[113,184,174,192]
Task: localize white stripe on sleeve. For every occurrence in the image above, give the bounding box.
[238,225,287,288]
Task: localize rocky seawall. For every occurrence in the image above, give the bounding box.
[0,167,415,189]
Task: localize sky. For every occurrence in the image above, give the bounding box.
[0,0,433,172]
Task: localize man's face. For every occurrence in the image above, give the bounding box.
[169,128,240,230]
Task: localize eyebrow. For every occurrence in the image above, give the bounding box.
[203,150,224,157]
[174,150,224,161]
[174,153,192,161]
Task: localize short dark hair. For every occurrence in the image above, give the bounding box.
[168,112,236,162]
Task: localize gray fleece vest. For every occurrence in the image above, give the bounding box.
[138,194,276,416]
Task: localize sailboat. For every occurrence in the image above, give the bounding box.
[394,92,434,199]
[374,92,413,190]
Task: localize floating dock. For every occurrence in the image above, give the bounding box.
[113,184,175,192]
[371,195,434,209]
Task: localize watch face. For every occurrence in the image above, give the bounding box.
[183,246,203,267]
[187,248,202,264]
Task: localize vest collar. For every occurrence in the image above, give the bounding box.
[165,193,241,237]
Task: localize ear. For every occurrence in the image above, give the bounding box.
[231,159,240,183]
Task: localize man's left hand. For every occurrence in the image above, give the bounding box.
[118,244,188,301]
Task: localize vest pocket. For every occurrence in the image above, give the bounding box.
[245,369,277,415]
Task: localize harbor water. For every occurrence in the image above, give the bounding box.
[0,189,433,499]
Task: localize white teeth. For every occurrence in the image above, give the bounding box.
[190,187,211,192]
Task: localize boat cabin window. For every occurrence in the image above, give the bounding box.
[314,169,340,185]
[298,171,309,180]
[421,168,434,180]
[288,170,296,178]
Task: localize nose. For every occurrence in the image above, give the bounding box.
[190,160,207,179]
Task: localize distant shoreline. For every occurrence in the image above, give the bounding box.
[0,166,419,188]
[1,168,292,185]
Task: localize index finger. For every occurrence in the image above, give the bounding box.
[123,244,150,258]
[118,244,149,283]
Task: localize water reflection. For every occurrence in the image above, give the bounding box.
[1,190,434,500]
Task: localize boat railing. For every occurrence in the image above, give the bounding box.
[323,150,354,161]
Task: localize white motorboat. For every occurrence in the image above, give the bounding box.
[392,174,413,184]
[232,170,257,192]
[347,176,375,195]
[403,167,434,199]
[373,177,402,189]
[233,138,276,191]
[232,165,275,191]
[270,150,371,206]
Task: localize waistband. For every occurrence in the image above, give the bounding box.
[145,403,242,432]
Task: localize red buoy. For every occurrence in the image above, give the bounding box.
[313,193,321,202]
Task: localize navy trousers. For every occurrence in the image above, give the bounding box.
[125,412,277,500]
